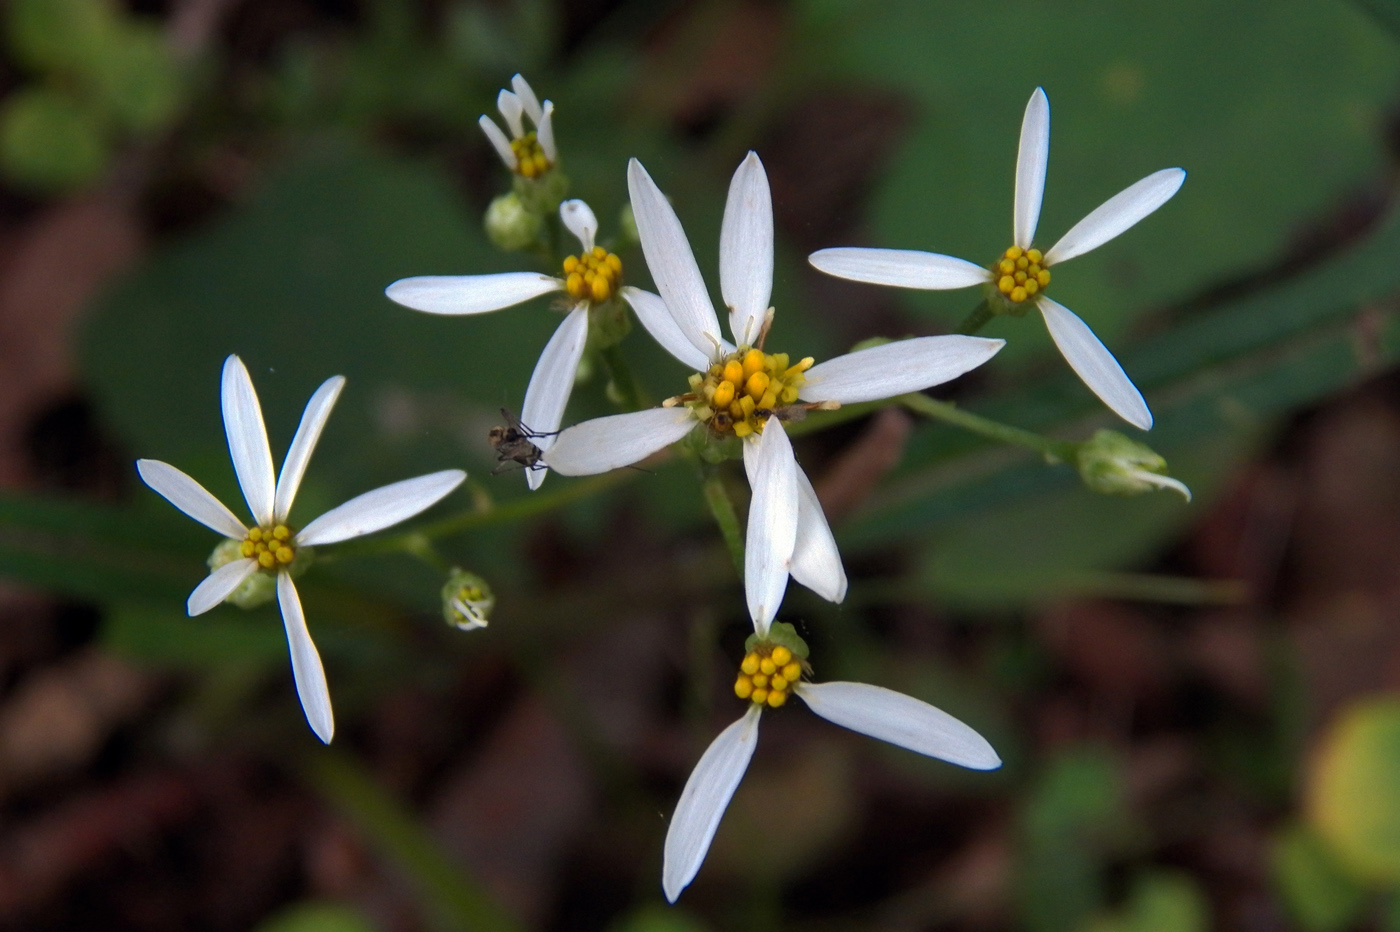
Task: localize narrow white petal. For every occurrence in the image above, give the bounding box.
[537,101,557,162]
[543,407,696,476]
[1044,168,1186,266]
[186,558,258,616]
[385,273,562,315]
[800,336,1005,405]
[719,151,773,347]
[511,74,543,124]
[743,422,798,635]
[521,307,589,490]
[663,707,761,902]
[627,159,724,358]
[807,248,991,291]
[621,287,712,371]
[277,573,334,744]
[1131,470,1192,502]
[478,115,518,170]
[136,459,247,539]
[496,89,525,138]
[790,464,847,603]
[1014,88,1050,250]
[560,200,598,254]
[1037,297,1152,429]
[274,376,345,522]
[796,682,1001,770]
[295,470,466,546]
[222,355,276,528]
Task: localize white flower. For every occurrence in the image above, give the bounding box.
[808,88,1185,432]
[136,355,466,743]
[385,199,620,489]
[478,73,557,178]
[661,625,1001,902]
[543,154,1004,628]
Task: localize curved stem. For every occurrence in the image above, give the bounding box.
[898,392,1079,461]
[600,343,648,411]
[700,466,745,576]
[956,298,995,335]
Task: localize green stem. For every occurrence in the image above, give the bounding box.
[955,298,995,335]
[700,467,746,576]
[898,393,1079,461]
[600,343,647,411]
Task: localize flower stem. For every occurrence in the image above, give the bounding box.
[700,467,746,576]
[600,344,647,412]
[956,298,995,335]
[898,393,1079,461]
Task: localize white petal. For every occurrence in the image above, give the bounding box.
[796,682,1001,770]
[496,88,524,138]
[807,248,991,291]
[478,115,517,170]
[1044,168,1186,266]
[1131,469,1192,502]
[274,376,344,523]
[278,573,334,744]
[136,459,247,539]
[521,307,589,490]
[385,273,562,315]
[621,287,712,371]
[790,464,847,603]
[296,469,466,546]
[511,74,543,124]
[627,159,724,359]
[663,707,761,902]
[743,421,798,635]
[543,407,696,476]
[719,151,773,347]
[560,200,597,253]
[1037,297,1152,429]
[186,558,258,616]
[537,101,557,162]
[800,336,1005,405]
[221,355,276,528]
[1014,88,1050,250]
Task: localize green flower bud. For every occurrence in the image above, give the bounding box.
[484,192,543,252]
[442,569,494,631]
[1076,430,1191,501]
[745,621,810,660]
[208,538,274,609]
[512,168,569,217]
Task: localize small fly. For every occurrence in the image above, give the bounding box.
[487,408,555,475]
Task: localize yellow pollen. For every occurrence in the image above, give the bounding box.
[767,690,787,708]
[742,349,766,378]
[562,248,623,303]
[711,380,735,409]
[683,343,819,438]
[991,245,1051,304]
[734,646,805,707]
[771,646,792,665]
[242,524,296,572]
[509,132,552,179]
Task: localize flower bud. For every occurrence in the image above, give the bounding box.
[484,193,543,252]
[208,539,275,609]
[1076,430,1191,501]
[442,569,494,631]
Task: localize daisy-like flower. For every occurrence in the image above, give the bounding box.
[808,88,1185,431]
[662,620,1001,901]
[479,74,557,179]
[543,154,1004,626]
[385,199,622,489]
[135,355,466,743]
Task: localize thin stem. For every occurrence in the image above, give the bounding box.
[955,298,995,335]
[600,343,648,412]
[700,467,745,576]
[898,393,1079,461]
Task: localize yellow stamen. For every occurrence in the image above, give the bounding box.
[733,643,805,708]
[990,244,1051,304]
[562,247,623,303]
[242,524,297,573]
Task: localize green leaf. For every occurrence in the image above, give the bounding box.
[103,603,288,670]
[0,87,109,192]
[254,902,377,932]
[1309,697,1400,884]
[4,0,118,74]
[1272,822,1370,932]
[86,21,185,134]
[1083,871,1209,932]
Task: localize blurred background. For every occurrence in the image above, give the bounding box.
[2,0,1400,930]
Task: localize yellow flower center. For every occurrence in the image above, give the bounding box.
[684,347,813,438]
[734,643,804,709]
[510,131,552,179]
[240,524,296,570]
[562,246,623,303]
[991,245,1052,304]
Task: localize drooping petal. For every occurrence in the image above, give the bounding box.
[1014,87,1051,250]
[662,707,761,903]
[799,336,1005,405]
[743,421,798,635]
[621,287,713,371]
[186,558,258,616]
[537,101,557,162]
[221,355,277,528]
[790,464,847,603]
[296,469,466,546]
[560,200,597,253]
[496,88,525,137]
[1037,297,1152,430]
[274,375,345,523]
[385,273,562,315]
[520,306,589,490]
[796,681,1002,770]
[719,151,773,347]
[806,248,991,291]
[277,573,334,744]
[1130,470,1192,501]
[511,73,543,124]
[543,407,696,476]
[1044,168,1186,266]
[136,459,247,539]
[627,158,724,359]
[478,115,518,170]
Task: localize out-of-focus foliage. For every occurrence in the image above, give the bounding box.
[1309,697,1400,883]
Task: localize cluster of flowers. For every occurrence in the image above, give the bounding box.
[137,76,1185,900]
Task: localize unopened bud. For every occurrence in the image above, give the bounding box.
[209,539,275,609]
[484,193,543,252]
[1077,430,1191,501]
[442,569,494,631]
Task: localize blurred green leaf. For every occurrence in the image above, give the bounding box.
[5,0,117,73]
[254,901,377,932]
[1273,821,1370,932]
[1309,696,1400,884]
[607,904,711,932]
[104,603,288,670]
[1354,0,1400,39]
[1083,871,1209,932]
[0,86,109,191]
[87,22,185,134]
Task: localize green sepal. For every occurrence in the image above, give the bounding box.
[745,621,810,659]
[512,166,568,217]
